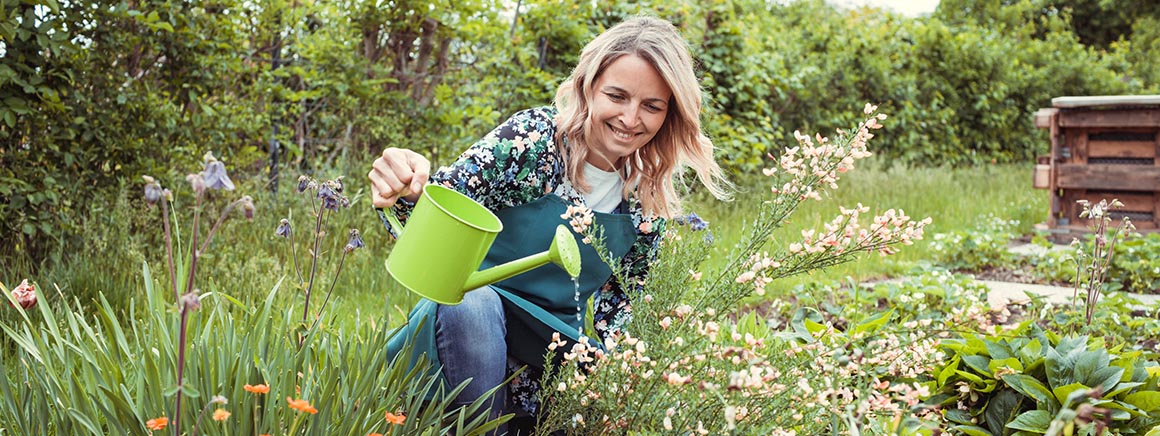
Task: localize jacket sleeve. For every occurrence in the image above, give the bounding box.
[592,216,667,343]
[378,108,561,237]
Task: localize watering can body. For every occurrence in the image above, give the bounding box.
[383,184,580,305]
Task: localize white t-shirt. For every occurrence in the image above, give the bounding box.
[582,162,625,213]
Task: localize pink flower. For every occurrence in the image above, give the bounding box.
[10,279,36,309]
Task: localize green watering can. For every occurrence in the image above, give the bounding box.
[383,184,581,305]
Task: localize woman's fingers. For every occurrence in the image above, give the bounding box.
[369,148,431,208]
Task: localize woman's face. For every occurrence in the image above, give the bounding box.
[586,54,673,171]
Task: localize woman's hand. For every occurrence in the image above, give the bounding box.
[368,147,431,208]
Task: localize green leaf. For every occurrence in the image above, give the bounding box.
[940,355,961,386]
[984,388,1024,436]
[1073,350,1110,386]
[950,425,994,436]
[990,357,1024,374]
[1006,410,1051,433]
[965,354,994,377]
[1087,366,1124,393]
[1123,391,1160,412]
[851,309,893,335]
[1002,374,1053,404]
[1053,383,1090,408]
[946,409,974,425]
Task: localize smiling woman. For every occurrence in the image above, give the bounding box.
[367,15,732,434]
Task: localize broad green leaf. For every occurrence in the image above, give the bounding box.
[985,339,1016,361]
[851,309,892,335]
[950,424,994,436]
[1002,374,1053,404]
[1087,366,1124,393]
[964,355,994,377]
[1073,350,1110,386]
[984,388,1024,436]
[1006,410,1051,433]
[940,355,962,386]
[1123,391,1160,412]
[957,370,985,384]
[945,409,974,425]
[1054,383,1091,408]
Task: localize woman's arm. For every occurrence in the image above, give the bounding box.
[378,107,562,235]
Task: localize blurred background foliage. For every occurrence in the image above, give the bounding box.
[2,0,1158,269]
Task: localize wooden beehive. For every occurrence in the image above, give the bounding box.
[1033,95,1160,231]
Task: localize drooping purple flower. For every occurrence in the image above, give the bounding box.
[297,175,310,193]
[201,159,236,191]
[275,218,292,238]
[344,228,364,253]
[143,175,162,204]
[318,183,340,211]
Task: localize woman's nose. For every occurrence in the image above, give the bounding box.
[618,106,639,128]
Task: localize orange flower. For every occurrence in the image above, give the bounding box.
[385,411,406,425]
[244,383,270,394]
[212,408,231,421]
[286,397,318,414]
[145,416,168,431]
[368,433,384,436]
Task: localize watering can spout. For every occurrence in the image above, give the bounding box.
[462,224,581,291]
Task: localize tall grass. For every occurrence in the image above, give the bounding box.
[1,161,1046,332]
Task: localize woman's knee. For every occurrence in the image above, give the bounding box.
[435,287,506,346]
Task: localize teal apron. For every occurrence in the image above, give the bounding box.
[385,194,637,395]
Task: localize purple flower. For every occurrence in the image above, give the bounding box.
[318,183,342,211]
[344,228,364,253]
[201,160,236,191]
[676,212,710,232]
[143,175,162,204]
[276,218,292,238]
[297,175,310,193]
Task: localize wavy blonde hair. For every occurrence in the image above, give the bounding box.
[554,16,731,220]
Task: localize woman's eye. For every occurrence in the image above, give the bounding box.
[606,93,625,102]
[645,104,663,113]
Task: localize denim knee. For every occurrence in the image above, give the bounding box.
[435,287,507,402]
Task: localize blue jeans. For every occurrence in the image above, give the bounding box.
[435,287,507,429]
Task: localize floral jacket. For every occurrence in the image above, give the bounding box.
[383,106,666,413]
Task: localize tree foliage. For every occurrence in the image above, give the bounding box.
[2,0,1157,265]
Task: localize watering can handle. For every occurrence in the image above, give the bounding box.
[382,208,406,237]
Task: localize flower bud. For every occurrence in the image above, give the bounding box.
[180,290,201,313]
[239,196,255,221]
[186,173,206,196]
[297,175,310,193]
[143,176,162,204]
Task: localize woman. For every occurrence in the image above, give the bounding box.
[368,16,730,430]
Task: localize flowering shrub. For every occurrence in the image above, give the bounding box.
[534,104,937,434]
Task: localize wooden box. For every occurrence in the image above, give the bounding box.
[1033,95,1160,231]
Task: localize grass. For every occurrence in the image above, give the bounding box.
[683,160,1048,295]
[0,161,1047,333]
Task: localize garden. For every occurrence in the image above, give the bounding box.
[3,0,1160,435]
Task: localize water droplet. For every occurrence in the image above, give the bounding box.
[573,276,582,324]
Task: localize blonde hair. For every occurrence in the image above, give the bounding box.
[554,16,731,220]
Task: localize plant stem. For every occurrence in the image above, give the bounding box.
[198,198,244,254]
[309,249,347,332]
[302,207,327,326]
[162,198,178,300]
[185,194,203,297]
[174,305,190,436]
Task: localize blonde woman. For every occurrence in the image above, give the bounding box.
[369,16,729,431]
